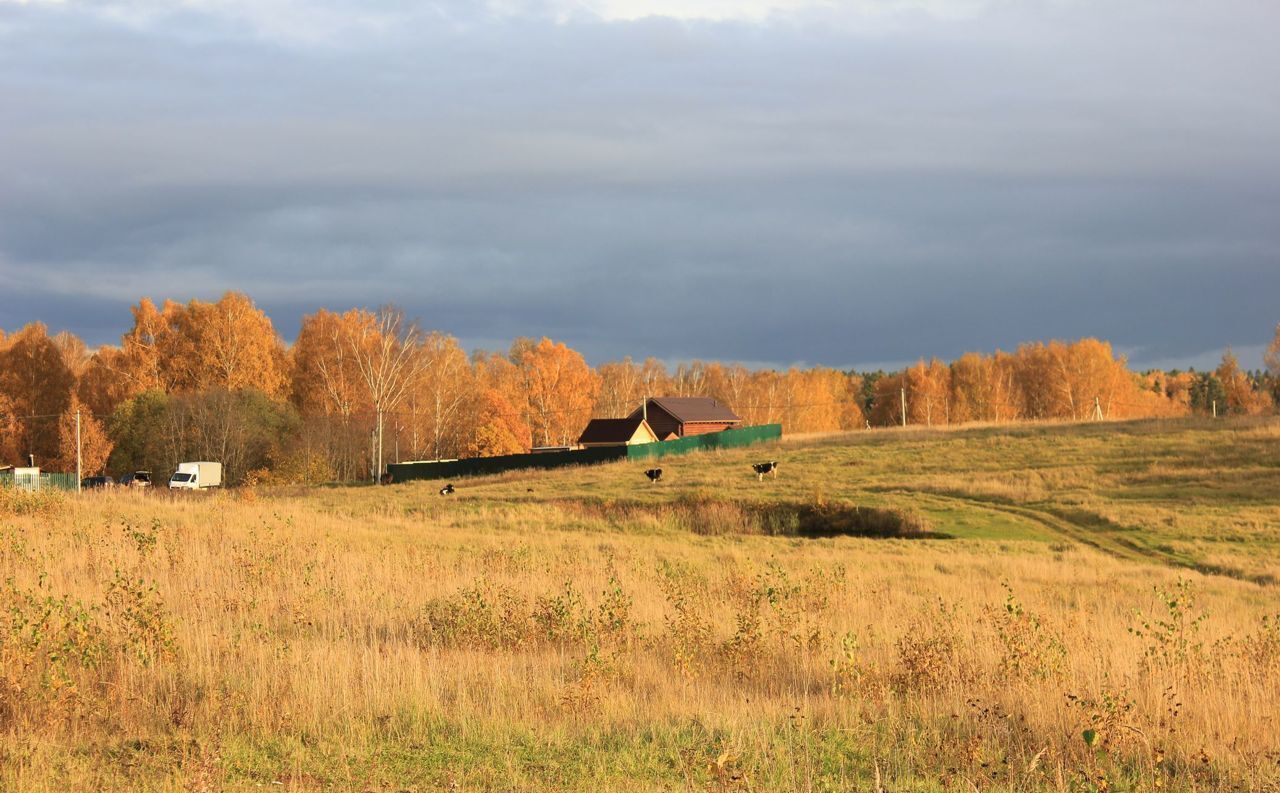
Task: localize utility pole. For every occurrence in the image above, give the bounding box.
[75,409,82,492]
[1212,400,1217,418]
[900,387,907,427]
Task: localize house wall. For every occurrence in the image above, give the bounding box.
[680,421,737,437]
[640,405,682,438]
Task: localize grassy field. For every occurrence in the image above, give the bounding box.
[2,417,1278,791]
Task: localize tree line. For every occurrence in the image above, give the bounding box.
[1,292,1276,484]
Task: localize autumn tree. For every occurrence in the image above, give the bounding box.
[117,298,180,393]
[166,292,288,396]
[53,331,91,381]
[511,337,599,447]
[291,309,374,478]
[349,307,429,478]
[672,361,709,397]
[292,309,370,418]
[904,359,950,426]
[464,388,531,457]
[742,369,784,427]
[412,333,473,460]
[1216,349,1272,416]
[464,351,532,455]
[868,373,907,427]
[0,323,76,465]
[77,347,137,419]
[950,352,1000,423]
[704,363,750,417]
[0,388,21,465]
[596,358,644,418]
[1162,371,1196,411]
[55,395,113,476]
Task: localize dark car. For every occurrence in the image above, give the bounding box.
[119,471,152,488]
[81,475,115,489]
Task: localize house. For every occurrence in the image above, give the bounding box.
[576,417,660,448]
[626,397,742,438]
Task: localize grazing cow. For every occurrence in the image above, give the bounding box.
[752,461,778,481]
[644,468,663,484]
[439,483,455,496]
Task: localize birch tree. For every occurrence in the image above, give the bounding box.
[349,307,428,480]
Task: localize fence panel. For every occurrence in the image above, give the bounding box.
[388,446,627,483]
[0,471,79,492]
[386,424,782,483]
[626,424,782,460]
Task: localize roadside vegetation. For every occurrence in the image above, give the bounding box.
[2,417,1278,791]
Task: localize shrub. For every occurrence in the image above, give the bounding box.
[0,487,64,517]
[418,579,531,650]
[985,583,1066,679]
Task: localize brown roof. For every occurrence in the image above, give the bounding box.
[631,397,742,424]
[577,417,655,445]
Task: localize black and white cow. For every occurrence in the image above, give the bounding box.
[752,461,778,481]
[439,483,455,496]
[644,468,663,484]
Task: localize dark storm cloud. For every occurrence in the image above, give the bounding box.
[1,0,1277,369]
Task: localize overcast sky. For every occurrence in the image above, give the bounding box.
[1,0,1277,371]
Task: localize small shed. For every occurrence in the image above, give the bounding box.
[627,397,742,438]
[577,417,660,448]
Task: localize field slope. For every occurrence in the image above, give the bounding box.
[2,417,1278,791]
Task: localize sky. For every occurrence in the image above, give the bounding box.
[1,0,1277,371]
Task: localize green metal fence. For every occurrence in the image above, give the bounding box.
[625,423,782,460]
[0,471,79,492]
[387,424,782,483]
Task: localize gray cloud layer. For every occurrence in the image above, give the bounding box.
[2,0,1277,369]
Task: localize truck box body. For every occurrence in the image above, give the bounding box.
[169,462,222,490]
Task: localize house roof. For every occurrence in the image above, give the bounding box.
[577,417,657,445]
[631,397,742,424]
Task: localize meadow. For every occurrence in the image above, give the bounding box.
[2,417,1278,791]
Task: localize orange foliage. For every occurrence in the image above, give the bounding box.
[464,388,531,457]
[410,333,473,460]
[1217,350,1272,416]
[55,395,113,476]
[118,293,287,397]
[0,323,76,464]
[291,309,372,419]
[511,337,599,447]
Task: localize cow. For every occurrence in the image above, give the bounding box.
[752,461,778,481]
[644,468,663,484]
[439,483,455,496]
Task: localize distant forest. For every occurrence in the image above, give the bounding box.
[2,292,1276,484]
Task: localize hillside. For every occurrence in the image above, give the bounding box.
[2,417,1278,791]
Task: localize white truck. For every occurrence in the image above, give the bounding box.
[169,462,222,490]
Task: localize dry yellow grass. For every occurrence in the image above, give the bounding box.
[2,419,1279,791]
